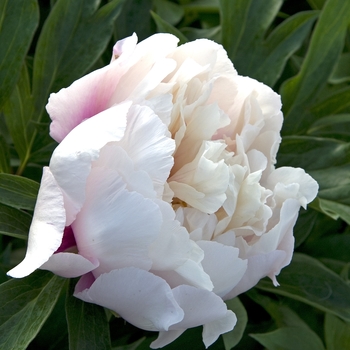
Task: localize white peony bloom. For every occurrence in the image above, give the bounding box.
[8,33,318,348]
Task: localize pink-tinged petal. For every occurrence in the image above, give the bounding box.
[72,167,162,277]
[55,226,76,253]
[50,102,130,225]
[40,253,99,278]
[75,272,95,292]
[7,167,66,278]
[203,310,237,348]
[196,241,247,297]
[223,250,286,300]
[48,68,128,143]
[74,267,184,332]
[111,33,138,61]
[118,105,175,197]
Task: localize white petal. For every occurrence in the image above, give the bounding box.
[224,250,286,299]
[267,167,319,208]
[197,240,247,297]
[170,285,232,330]
[72,167,161,277]
[117,105,175,197]
[40,252,99,278]
[50,102,130,225]
[7,167,66,278]
[74,267,184,332]
[203,310,237,348]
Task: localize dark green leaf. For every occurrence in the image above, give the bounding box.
[280,0,350,134]
[308,114,350,142]
[0,270,66,350]
[0,0,39,109]
[181,26,221,42]
[310,87,350,118]
[293,208,318,247]
[153,0,184,26]
[222,298,247,349]
[114,0,153,42]
[257,11,318,86]
[250,326,325,350]
[329,53,350,84]
[324,313,350,350]
[33,0,125,117]
[256,253,350,322]
[304,235,350,263]
[219,0,282,64]
[0,135,10,173]
[307,0,326,10]
[66,279,111,350]
[0,173,39,210]
[151,11,188,45]
[3,62,35,172]
[112,337,146,350]
[0,203,31,239]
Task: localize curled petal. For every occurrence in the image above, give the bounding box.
[7,167,66,278]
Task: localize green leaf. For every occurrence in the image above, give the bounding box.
[280,0,350,134]
[0,0,39,109]
[33,0,125,117]
[308,114,350,142]
[329,53,350,84]
[219,0,282,63]
[219,0,317,86]
[0,173,39,210]
[292,208,318,247]
[151,11,188,45]
[247,289,324,350]
[66,279,111,350]
[324,313,350,350]
[3,62,35,172]
[257,11,318,86]
[153,0,184,25]
[307,0,326,10]
[222,298,247,349]
[112,337,146,350]
[303,233,350,262]
[250,326,325,350]
[310,87,350,118]
[256,253,350,322]
[114,0,153,42]
[0,203,31,239]
[0,270,66,350]
[0,135,10,173]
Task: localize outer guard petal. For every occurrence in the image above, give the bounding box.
[7,167,66,278]
[74,267,184,332]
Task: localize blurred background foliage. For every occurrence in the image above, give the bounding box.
[0,0,349,349]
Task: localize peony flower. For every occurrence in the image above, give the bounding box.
[8,33,318,348]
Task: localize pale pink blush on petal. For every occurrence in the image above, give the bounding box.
[7,167,66,278]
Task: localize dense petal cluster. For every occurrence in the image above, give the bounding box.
[8,33,318,348]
